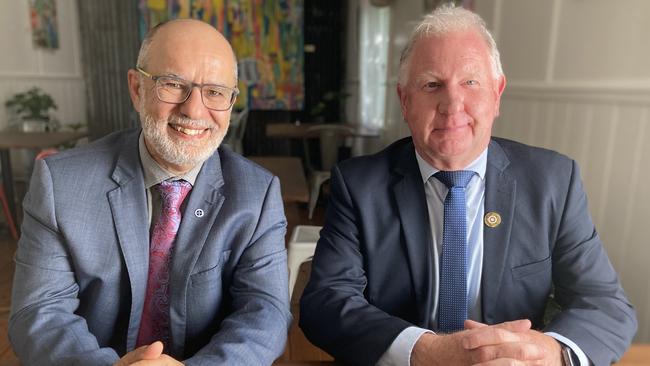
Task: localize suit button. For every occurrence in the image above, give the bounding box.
[194,209,204,217]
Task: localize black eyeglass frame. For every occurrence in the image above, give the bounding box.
[136,67,239,111]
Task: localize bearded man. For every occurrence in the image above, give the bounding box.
[9,19,291,366]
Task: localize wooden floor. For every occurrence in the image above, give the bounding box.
[0,236,17,364]
[0,196,331,365]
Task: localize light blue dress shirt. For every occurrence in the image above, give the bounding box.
[377,148,588,366]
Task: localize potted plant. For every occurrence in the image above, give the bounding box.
[5,87,58,131]
[309,90,350,123]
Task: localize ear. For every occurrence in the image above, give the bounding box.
[493,74,506,117]
[231,94,238,110]
[127,69,144,113]
[396,83,409,123]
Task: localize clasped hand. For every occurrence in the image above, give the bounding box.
[113,341,184,366]
[411,319,563,366]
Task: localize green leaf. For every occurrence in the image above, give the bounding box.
[4,87,57,119]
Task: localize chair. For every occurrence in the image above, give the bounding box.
[287,225,321,295]
[0,148,58,241]
[0,186,18,240]
[303,125,354,219]
[35,148,58,160]
[223,107,249,154]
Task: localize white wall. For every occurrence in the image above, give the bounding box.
[381,0,422,147]
[377,0,650,342]
[488,0,650,343]
[0,0,85,177]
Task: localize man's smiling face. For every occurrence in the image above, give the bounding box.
[397,29,506,170]
[130,20,237,174]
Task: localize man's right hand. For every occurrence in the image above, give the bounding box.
[410,319,545,365]
[114,341,184,366]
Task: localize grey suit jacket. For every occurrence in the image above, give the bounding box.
[10,128,292,365]
[300,137,636,366]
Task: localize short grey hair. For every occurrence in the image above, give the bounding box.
[397,3,503,86]
[135,20,239,83]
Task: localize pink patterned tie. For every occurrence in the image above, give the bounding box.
[137,180,192,349]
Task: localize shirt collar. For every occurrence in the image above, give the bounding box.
[415,147,488,184]
[138,131,203,189]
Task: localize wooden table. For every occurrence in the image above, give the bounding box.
[0,131,88,225]
[266,123,380,173]
[266,122,379,139]
[0,345,645,365]
[249,156,309,204]
[275,344,650,365]
[616,343,650,365]
[274,362,339,366]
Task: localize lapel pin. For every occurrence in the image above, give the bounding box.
[484,211,501,228]
[194,209,204,218]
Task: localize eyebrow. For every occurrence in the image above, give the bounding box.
[415,63,484,83]
[157,73,234,87]
[159,72,183,78]
[414,71,439,84]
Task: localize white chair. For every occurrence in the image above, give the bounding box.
[223,107,249,154]
[303,125,354,219]
[287,225,321,295]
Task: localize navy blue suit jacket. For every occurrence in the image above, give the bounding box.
[300,137,636,365]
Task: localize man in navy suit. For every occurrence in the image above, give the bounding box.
[300,4,636,365]
[10,19,291,365]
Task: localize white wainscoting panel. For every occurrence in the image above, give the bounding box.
[495,84,650,342]
[0,74,86,127]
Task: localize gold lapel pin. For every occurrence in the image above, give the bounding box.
[484,212,501,228]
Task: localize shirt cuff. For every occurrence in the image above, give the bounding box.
[545,331,590,366]
[376,326,432,366]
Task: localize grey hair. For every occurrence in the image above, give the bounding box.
[397,3,503,86]
[136,20,239,83]
[136,21,165,70]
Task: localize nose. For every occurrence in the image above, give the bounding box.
[437,85,464,115]
[179,86,206,120]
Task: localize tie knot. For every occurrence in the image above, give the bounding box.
[157,180,192,209]
[434,170,475,189]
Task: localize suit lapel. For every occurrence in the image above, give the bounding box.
[481,139,516,323]
[392,142,434,327]
[107,130,150,351]
[168,151,225,356]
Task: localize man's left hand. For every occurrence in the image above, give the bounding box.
[463,319,563,365]
[114,341,184,366]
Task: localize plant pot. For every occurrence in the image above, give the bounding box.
[21,118,50,132]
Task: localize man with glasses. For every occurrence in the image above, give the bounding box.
[9,19,291,366]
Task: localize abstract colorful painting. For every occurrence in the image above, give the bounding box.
[29,0,59,49]
[138,0,304,111]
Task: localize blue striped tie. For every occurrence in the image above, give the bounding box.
[434,170,475,333]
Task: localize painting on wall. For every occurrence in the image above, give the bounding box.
[138,0,304,111]
[29,0,59,49]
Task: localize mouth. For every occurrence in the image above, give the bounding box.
[169,123,209,136]
[435,124,468,133]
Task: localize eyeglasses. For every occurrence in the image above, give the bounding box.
[136,67,239,111]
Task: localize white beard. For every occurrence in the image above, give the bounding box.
[140,111,224,169]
